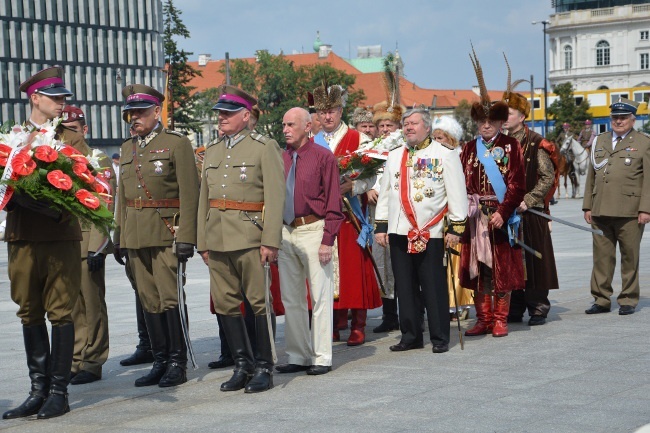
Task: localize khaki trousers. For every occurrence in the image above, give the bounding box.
[278,220,333,366]
[71,256,109,376]
[209,248,266,316]
[9,241,81,326]
[590,216,645,308]
[128,246,179,313]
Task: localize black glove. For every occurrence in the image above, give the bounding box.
[113,244,127,266]
[175,242,194,262]
[87,252,105,272]
[9,194,62,222]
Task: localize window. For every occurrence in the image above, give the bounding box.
[641,53,649,70]
[574,96,584,106]
[564,45,573,70]
[196,131,203,146]
[611,93,629,104]
[210,128,219,141]
[532,99,541,109]
[596,40,610,66]
[641,30,649,41]
[634,91,650,103]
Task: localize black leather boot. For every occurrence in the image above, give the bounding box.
[37,323,74,419]
[134,312,168,387]
[3,324,50,419]
[219,315,254,392]
[245,315,274,394]
[121,293,154,366]
[158,307,187,388]
[209,314,234,369]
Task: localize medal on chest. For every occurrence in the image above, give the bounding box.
[153,160,163,174]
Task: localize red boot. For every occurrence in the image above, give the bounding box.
[465,293,493,336]
[333,310,348,342]
[492,292,511,337]
[347,309,367,346]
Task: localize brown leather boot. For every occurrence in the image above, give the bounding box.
[465,293,493,336]
[492,292,511,337]
[347,309,367,346]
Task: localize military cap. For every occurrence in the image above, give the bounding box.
[121,84,164,111]
[62,105,85,123]
[212,85,257,112]
[20,66,73,97]
[610,97,640,116]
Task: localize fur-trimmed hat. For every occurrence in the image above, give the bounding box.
[312,83,347,111]
[373,101,406,124]
[501,53,530,117]
[351,107,374,125]
[432,115,463,143]
[469,45,509,123]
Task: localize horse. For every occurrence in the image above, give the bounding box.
[558,135,589,198]
[556,151,579,199]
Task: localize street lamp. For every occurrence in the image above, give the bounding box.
[532,20,550,136]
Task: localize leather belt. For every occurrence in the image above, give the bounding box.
[209,198,264,212]
[289,214,321,228]
[126,198,180,210]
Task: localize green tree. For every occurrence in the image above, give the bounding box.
[163,0,202,132]
[453,99,477,142]
[546,82,591,141]
[224,51,365,145]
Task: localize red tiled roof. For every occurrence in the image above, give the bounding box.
[189,52,502,109]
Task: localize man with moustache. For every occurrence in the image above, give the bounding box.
[114,84,199,388]
[351,107,377,139]
[501,91,559,326]
[4,67,85,420]
[60,105,117,384]
[197,85,284,393]
[275,107,344,375]
[312,83,381,346]
[375,108,467,353]
[458,50,526,338]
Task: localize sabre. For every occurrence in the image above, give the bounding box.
[177,260,198,369]
[525,207,603,236]
[446,246,464,350]
[342,196,387,297]
[480,205,542,259]
[264,261,277,363]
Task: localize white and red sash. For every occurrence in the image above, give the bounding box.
[399,147,447,253]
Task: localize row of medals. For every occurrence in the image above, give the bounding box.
[394,156,444,202]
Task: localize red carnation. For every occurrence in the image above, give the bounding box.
[34,146,59,163]
[10,151,37,177]
[46,170,73,190]
[361,154,373,165]
[0,144,12,167]
[73,163,95,184]
[75,189,100,209]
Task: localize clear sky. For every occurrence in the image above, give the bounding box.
[176,0,556,92]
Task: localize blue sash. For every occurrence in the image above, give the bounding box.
[313,131,330,150]
[345,193,374,247]
[476,136,519,246]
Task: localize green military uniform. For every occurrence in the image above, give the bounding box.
[197,85,284,394]
[3,66,81,420]
[583,128,650,310]
[71,148,116,379]
[115,124,199,312]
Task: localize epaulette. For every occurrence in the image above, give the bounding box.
[438,141,456,151]
[164,129,184,137]
[250,132,270,144]
[205,136,225,149]
[122,136,134,145]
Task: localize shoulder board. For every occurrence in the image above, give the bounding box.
[438,141,456,151]
[122,136,134,145]
[250,132,270,144]
[164,129,184,137]
[596,131,608,137]
[206,136,225,149]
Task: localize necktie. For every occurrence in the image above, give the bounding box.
[614,136,622,150]
[283,152,297,225]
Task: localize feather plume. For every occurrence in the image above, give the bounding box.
[382,52,400,111]
[510,79,527,91]
[469,42,490,115]
[503,52,512,94]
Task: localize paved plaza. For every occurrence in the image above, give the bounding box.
[0,197,649,432]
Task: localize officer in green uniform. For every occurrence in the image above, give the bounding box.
[113,84,199,387]
[583,98,650,315]
[60,105,117,385]
[3,67,84,420]
[197,85,284,394]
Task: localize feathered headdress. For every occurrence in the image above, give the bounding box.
[501,53,530,117]
[373,52,406,124]
[312,82,347,111]
[469,43,508,122]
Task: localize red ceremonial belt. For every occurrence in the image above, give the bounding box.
[399,147,447,253]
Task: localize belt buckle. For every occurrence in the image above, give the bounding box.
[134,197,143,210]
[217,199,226,211]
